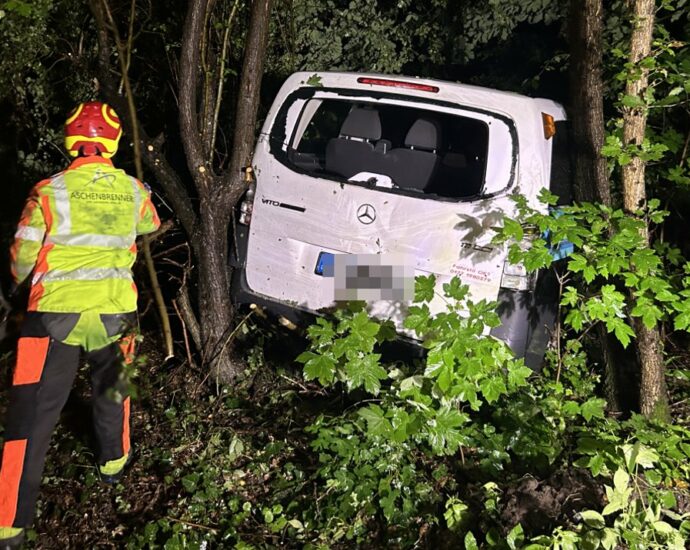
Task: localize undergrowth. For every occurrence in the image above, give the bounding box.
[2,273,687,549]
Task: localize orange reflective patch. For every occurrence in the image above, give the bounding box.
[40,195,53,231]
[13,337,50,385]
[27,242,53,311]
[27,283,44,311]
[119,334,136,365]
[0,439,28,525]
[122,397,131,455]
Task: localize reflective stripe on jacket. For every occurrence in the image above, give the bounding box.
[11,156,160,316]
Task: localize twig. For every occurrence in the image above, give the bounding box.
[194,311,253,394]
[100,0,175,360]
[210,310,254,368]
[177,283,202,350]
[173,298,196,370]
[210,0,240,158]
[164,516,218,533]
[278,373,310,392]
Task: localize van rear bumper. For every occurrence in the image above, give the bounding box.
[490,269,559,370]
[230,266,315,327]
[231,265,558,371]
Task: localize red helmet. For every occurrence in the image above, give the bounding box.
[64,101,122,158]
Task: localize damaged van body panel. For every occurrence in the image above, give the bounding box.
[232,72,569,367]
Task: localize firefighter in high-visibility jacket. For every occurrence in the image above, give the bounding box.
[0,102,160,548]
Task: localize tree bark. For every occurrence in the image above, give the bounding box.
[178,0,274,383]
[620,0,669,419]
[568,0,625,411]
[179,0,215,193]
[567,0,610,206]
[222,0,274,210]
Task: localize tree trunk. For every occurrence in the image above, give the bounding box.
[198,199,238,381]
[568,0,626,411]
[567,0,610,206]
[179,0,274,383]
[94,0,274,385]
[221,0,274,210]
[620,0,669,419]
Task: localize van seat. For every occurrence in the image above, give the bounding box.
[384,118,441,191]
[325,107,381,178]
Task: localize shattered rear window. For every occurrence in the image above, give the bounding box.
[271,95,514,200]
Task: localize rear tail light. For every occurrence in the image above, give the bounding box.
[238,182,255,226]
[500,225,537,291]
[500,261,535,291]
[542,113,556,139]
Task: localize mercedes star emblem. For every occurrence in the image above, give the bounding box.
[356,203,376,225]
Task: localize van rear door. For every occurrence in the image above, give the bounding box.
[243,78,521,329]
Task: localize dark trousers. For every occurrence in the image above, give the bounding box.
[0,312,135,527]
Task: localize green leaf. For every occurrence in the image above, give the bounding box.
[399,375,423,392]
[507,364,533,389]
[464,531,479,550]
[303,354,337,386]
[358,405,392,437]
[601,528,618,550]
[426,406,468,454]
[414,274,436,303]
[305,73,323,86]
[652,520,675,535]
[580,398,606,421]
[344,353,387,394]
[588,454,607,477]
[621,94,646,108]
[580,510,605,529]
[613,469,630,492]
[442,277,469,301]
[623,442,659,470]
[506,523,524,549]
[404,304,432,335]
[612,320,635,348]
[480,376,507,404]
[503,217,524,241]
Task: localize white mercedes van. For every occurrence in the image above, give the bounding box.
[231,72,572,367]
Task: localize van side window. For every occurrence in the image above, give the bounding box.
[280,97,494,200]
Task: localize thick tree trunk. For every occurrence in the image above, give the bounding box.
[567,0,610,206]
[198,201,238,381]
[179,0,273,384]
[620,0,669,419]
[568,0,625,411]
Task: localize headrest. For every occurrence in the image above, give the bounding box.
[340,107,382,141]
[405,118,440,151]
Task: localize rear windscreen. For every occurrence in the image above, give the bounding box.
[274,97,495,199]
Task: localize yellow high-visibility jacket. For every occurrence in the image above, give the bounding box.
[10,156,160,349]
